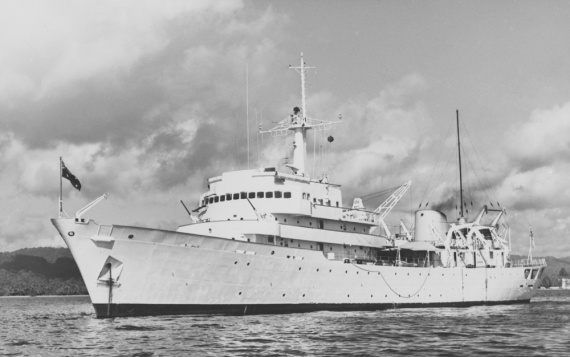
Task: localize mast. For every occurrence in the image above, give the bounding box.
[259,54,340,177]
[456,110,465,220]
[300,54,308,120]
[59,156,63,218]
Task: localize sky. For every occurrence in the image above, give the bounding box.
[0,0,569,257]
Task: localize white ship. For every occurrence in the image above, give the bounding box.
[52,55,546,318]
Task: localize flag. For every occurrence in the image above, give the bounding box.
[62,161,81,191]
[529,227,535,248]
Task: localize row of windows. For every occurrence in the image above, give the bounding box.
[203,191,292,205]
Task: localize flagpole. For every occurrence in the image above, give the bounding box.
[528,226,533,263]
[59,156,63,218]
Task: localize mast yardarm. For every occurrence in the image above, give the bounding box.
[259,53,340,177]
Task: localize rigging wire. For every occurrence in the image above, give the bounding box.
[425,147,456,207]
[360,185,402,202]
[460,118,501,205]
[420,117,455,205]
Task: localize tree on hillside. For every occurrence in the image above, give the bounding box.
[560,268,569,277]
[540,275,553,288]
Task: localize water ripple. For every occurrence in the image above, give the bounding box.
[0,295,569,356]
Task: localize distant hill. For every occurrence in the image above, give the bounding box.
[0,247,73,264]
[0,247,87,296]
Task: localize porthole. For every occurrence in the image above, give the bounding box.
[299,267,302,271]
[247,263,250,266]
[128,234,134,239]
[283,293,286,297]
[303,294,305,297]
[317,269,319,272]
[309,222,312,226]
[347,294,350,297]
[239,292,242,295]
[68,231,75,237]
[234,261,238,264]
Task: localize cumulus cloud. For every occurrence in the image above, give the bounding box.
[0,1,568,259]
[505,102,570,172]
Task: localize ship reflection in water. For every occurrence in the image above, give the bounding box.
[1,294,569,356]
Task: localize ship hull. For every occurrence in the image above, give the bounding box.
[52,218,541,318]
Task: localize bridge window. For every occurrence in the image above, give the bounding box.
[302,193,306,200]
[209,197,214,204]
[307,194,310,200]
[257,192,264,198]
[233,193,239,200]
[266,191,273,198]
[220,195,225,202]
[214,196,219,203]
[248,192,255,199]
[240,192,247,199]
[284,192,292,198]
[275,191,282,198]
[336,202,339,207]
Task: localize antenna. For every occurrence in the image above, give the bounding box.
[289,52,314,119]
[259,54,340,177]
[456,110,464,220]
[246,63,250,169]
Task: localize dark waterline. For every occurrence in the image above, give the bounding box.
[1,294,569,356]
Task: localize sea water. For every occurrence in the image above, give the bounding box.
[1,294,569,356]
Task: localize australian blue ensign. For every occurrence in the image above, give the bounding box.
[62,161,81,191]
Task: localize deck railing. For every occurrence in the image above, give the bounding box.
[510,258,547,267]
[324,252,444,267]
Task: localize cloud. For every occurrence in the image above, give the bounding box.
[0,0,241,103]
[505,101,570,172]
